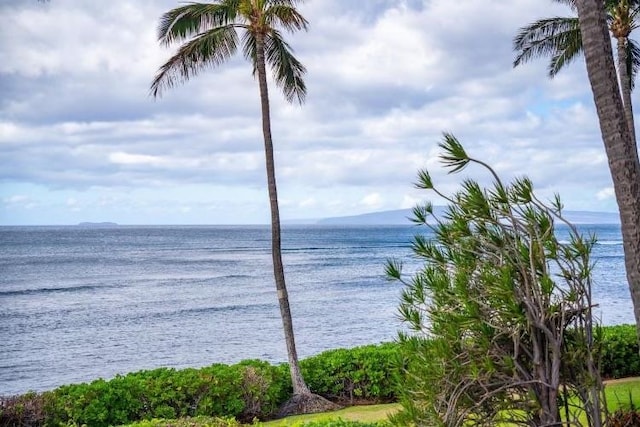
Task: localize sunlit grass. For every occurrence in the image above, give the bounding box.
[260,403,399,426]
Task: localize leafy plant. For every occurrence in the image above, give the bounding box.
[300,344,398,404]
[600,324,640,378]
[388,133,606,426]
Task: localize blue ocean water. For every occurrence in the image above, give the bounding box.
[0,224,633,395]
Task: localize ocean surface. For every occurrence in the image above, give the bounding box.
[0,224,633,396]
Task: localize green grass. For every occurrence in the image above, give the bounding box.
[604,377,640,411]
[123,378,640,427]
[260,404,399,426]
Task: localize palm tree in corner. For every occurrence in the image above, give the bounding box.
[150,0,336,414]
[513,0,640,145]
[573,0,640,349]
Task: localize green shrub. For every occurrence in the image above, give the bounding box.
[43,360,289,427]
[300,344,398,404]
[601,324,640,379]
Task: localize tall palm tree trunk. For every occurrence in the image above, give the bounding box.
[575,0,640,344]
[255,33,311,396]
[617,37,637,147]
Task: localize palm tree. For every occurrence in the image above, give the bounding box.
[513,0,640,145]
[573,0,640,347]
[150,0,337,413]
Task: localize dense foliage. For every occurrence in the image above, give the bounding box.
[600,324,640,379]
[1,331,638,426]
[300,343,398,404]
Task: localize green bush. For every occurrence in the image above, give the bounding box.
[600,324,640,379]
[300,343,398,404]
[43,360,289,427]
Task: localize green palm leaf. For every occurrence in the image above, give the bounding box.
[264,30,307,104]
[157,1,239,46]
[151,25,239,97]
[513,17,582,77]
[264,4,309,33]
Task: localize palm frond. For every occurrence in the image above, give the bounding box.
[548,23,583,76]
[241,29,257,75]
[150,25,239,97]
[264,29,307,104]
[513,17,581,77]
[264,4,309,33]
[628,38,640,90]
[267,0,307,7]
[157,1,239,47]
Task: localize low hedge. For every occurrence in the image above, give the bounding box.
[600,324,640,379]
[1,324,638,427]
[1,360,289,427]
[300,343,398,404]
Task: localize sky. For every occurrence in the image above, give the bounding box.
[0,0,629,225]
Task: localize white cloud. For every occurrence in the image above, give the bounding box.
[597,187,616,201]
[401,194,421,209]
[361,193,384,209]
[0,0,625,224]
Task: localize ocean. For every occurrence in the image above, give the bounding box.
[0,224,633,396]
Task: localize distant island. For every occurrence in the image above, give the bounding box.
[77,222,119,228]
[317,208,621,225]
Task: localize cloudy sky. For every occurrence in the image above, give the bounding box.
[0,0,626,225]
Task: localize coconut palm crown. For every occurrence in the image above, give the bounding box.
[151,0,307,103]
[514,0,639,83]
[513,0,640,143]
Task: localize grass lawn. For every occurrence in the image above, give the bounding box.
[604,377,640,409]
[260,403,399,426]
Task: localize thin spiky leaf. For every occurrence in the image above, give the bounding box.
[411,203,433,225]
[151,25,239,97]
[414,169,434,190]
[385,259,403,280]
[439,133,469,174]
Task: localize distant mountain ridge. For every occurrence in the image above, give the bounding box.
[318,208,620,225]
[77,222,119,228]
